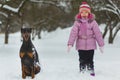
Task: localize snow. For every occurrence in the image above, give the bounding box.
[59,1,68,7]
[0,27,120,80]
[3,0,25,13]
[0,21,1,24]
[30,0,44,2]
[3,5,19,13]
[0,4,2,7]
[0,12,8,17]
[99,0,120,19]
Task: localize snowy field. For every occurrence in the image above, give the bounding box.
[0,27,120,80]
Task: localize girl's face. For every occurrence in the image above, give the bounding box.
[80,10,89,18]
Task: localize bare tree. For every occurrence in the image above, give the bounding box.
[87,0,120,43]
[0,0,27,44]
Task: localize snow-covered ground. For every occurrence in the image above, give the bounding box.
[0,27,120,80]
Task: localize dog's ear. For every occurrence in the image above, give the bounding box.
[27,28,32,33]
[21,28,24,33]
[29,28,32,33]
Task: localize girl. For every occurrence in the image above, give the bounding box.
[67,2,104,76]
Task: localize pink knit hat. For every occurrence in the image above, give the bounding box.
[79,2,91,13]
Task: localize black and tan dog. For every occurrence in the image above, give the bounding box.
[19,28,41,79]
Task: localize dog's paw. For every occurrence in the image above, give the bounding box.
[22,73,26,79]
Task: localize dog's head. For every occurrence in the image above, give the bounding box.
[21,28,32,41]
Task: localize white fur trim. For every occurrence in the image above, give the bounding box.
[79,8,91,13]
[80,4,90,8]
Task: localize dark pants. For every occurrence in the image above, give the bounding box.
[78,50,94,71]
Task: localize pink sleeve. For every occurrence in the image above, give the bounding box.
[92,20,104,47]
[67,21,79,46]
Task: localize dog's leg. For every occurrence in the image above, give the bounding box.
[22,64,26,79]
[20,52,25,58]
[31,66,35,79]
[28,52,34,58]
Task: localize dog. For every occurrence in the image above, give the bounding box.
[19,28,41,79]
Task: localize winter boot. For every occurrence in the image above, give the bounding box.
[79,64,86,73]
[89,70,95,76]
[87,64,95,76]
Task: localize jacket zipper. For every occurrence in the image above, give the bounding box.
[85,24,87,50]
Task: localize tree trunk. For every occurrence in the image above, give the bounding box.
[103,22,110,38]
[38,30,41,39]
[108,25,113,44]
[103,25,108,39]
[112,27,120,42]
[5,26,9,44]
[32,29,36,40]
[4,14,10,44]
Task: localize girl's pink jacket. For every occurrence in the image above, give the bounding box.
[68,13,104,50]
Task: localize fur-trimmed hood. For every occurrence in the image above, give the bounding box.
[75,13,95,23]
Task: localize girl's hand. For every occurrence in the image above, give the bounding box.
[99,47,104,53]
[67,45,72,53]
